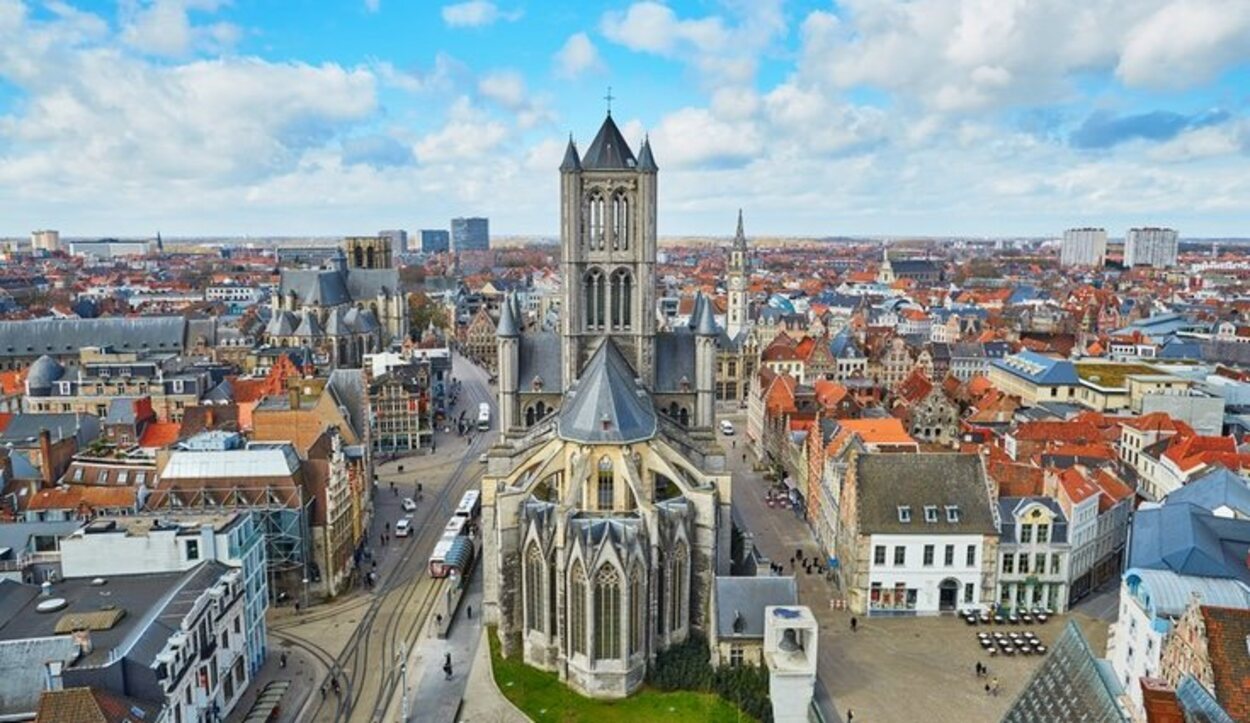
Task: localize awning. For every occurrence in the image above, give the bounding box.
[444,537,474,573]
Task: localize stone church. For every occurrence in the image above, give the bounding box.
[481,112,733,698]
[265,235,408,368]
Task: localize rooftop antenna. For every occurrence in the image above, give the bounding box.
[604,86,614,116]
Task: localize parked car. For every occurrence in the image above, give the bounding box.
[395,516,414,538]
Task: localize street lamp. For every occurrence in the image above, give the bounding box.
[397,643,409,722]
[301,577,309,612]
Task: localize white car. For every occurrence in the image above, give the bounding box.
[401,497,417,512]
[479,452,489,464]
[395,517,413,538]
[719,420,736,436]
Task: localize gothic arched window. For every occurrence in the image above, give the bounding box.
[655,549,667,636]
[597,456,613,511]
[594,564,622,660]
[612,192,629,251]
[610,268,633,331]
[670,540,688,633]
[524,542,544,633]
[678,407,690,427]
[569,561,587,656]
[629,564,644,655]
[525,406,536,427]
[584,268,606,330]
[366,247,376,268]
[587,192,606,250]
[353,245,364,267]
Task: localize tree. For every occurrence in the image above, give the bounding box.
[408,293,449,333]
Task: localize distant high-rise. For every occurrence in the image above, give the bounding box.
[451,217,489,252]
[420,229,450,253]
[378,229,408,254]
[30,229,59,252]
[1059,227,1107,267]
[1124,227,1178,268]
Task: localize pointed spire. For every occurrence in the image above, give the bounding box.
[694,292,718,336]
[560,134,581,172]
[497,293,519,337]
[583,114,636,170]
[637,134,657,172]
[734,208,746,248]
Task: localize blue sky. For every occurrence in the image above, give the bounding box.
[0,0,1248,237]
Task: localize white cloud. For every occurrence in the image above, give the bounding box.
[476,69,554,129]
[554,32,602,79]
[119,0,240,58]
[650,107,761,169]
[414,97,509,164]
[600,1,784,86]
[1116,1,1250,89]
[364,0,380,12]
[441,1,520,28]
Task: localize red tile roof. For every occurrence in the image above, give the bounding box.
[1057,467,1100,504]
[1200,606,1250,722]
[139,421,182,449]
[26,485,137,511]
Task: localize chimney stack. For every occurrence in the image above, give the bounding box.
[71,628,93,656]
[38,428,54,486]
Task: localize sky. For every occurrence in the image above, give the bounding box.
[0,0,1248,238]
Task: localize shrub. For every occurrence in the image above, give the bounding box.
[649,632,773,723]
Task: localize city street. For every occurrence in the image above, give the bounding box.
[247,351,497,723]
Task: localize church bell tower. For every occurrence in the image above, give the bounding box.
[559,112,658,389]
[726,209,749,339]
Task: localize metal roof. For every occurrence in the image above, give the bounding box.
[556,340,656,444]
[1002,620,1128,723]
[1128,503,1250,586]
[162,445,301,479]
[1124,568,1250,618]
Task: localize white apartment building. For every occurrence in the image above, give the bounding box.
[996,497,1071,613]
[1060,227,1107,267]
[1124,227,1179,268]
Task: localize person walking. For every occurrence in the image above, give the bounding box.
[279,652,287,668]
[467,605,473,619]
[850,616,858,632]
[320,683,326,699]
[991,677,999,697]
[846,710,853,722]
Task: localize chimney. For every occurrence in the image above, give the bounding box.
[205,408,215,428]
[71,628,93,656]
[289,387,301,410]
[38,428,54,486]
[1139,677,1184,723]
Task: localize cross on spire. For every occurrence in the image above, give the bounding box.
[604,86,614,116]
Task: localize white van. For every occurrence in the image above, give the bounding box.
[719,420,735,436]
[395,516,414,538]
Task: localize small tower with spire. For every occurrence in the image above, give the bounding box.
[877,242,896,284]
[726,209,750,339]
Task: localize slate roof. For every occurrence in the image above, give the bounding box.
[327,369,370,441]
[0,317,187,359]
[26,355,65,389]
[560,137,581,172]
[0,635,81,717]
[999,497,1069,545]
[1164,468,1250,519]
[1001,620,1128,723]
[279,269,350,305]
[1127,503,1250,587]
[0,413,101,446]
[517,331,562,391]
[581,114,636,170]
[856,454,998,535]
[714,576,798,639]
[654,329,697,393]
[557,340,656,444]
[991,350,1080,385]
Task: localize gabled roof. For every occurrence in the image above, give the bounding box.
[1128,503,1250,586]
[581,114,636,170]
[856,453,997,535]
[714,576,798,639]
[1166,468,1250,518]
[557,340,656,444]
[1200,606,1250,722]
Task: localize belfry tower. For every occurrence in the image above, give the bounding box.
[559,114,659,389]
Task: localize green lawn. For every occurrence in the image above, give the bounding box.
[487,629,752,722]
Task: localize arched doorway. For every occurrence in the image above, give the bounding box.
[938,578,960,612]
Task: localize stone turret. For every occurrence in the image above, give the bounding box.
[496,293,520,433]
[693,293,717,429]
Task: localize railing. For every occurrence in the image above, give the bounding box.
[0,551,60,571]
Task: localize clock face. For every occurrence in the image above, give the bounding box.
[730,276,744,291]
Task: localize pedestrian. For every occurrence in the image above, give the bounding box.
[742,453,747,464]
[991,677,999,696]
[846,711,853,723]
[974,662,981,677]
[467,605,473,619]
[985,683,991,696]
[732,440,736,449]
[436,613,443,627]
[332,678,341,696]
[444,662,453,680]
[850,616,858,632]
[280,652,287,668]
[320,683,326,699]
[294,601,301,615]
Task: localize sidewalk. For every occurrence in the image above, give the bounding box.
[225,645,322,723]
[459,627,529,723]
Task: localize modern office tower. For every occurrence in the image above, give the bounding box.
[378,229,408,254]
[420,229,450,253]
[451,217,489,252]
[30,229,59,252]
[1059,227,1107,267]
[1124,227,1179,268]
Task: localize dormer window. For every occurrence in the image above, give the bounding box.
[924,505,939,523]
[897,506,912,523]
[946,505,961,523]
